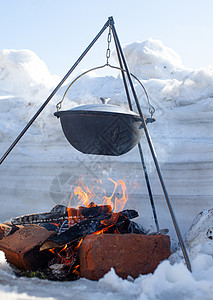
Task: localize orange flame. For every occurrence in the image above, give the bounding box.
[114,179,128,212]
[103,178,128,213]
[58,244,68,259]
[65,177,128,229]
[71,178,96,208]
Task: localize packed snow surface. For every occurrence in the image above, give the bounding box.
[0,38,213,299]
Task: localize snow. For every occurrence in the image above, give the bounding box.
[117,38,191,80]
[0,38,213,299]
[0,49,60,98]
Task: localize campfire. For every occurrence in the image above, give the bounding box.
[0,177,171,280]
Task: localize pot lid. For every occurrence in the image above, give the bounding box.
[69,103,139,116]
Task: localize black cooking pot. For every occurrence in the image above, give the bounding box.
[54,103,155,156]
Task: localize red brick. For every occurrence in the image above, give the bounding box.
[0,223,14,240]
[0,225,56,270]
[79,234,171,280]
[0,223,24,240]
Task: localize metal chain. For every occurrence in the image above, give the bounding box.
[106,26,112,64]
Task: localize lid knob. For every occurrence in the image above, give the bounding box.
[100,97,110,104]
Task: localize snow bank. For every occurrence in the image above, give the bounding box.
[100,262,212,300]
[178,65,213,105]
[0,49,63,142]
[0,49,60,100]
[121,38,191,81]
[186,208,213,258]
[0,40,212,111]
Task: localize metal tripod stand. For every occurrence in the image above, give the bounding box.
[0,16,191,272]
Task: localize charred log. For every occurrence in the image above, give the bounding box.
[11,204,112,226]
[40,209,140,251]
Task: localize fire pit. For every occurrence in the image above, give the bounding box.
[0,178,171,281]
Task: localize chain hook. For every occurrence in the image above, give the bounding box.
[106,26,112,65]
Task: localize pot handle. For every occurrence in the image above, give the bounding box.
[56,64,108,111]
[56,63,155,118]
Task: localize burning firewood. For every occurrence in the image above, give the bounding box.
[0,202,168,281]
[10,203,112,225]
[39,208,142,251]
